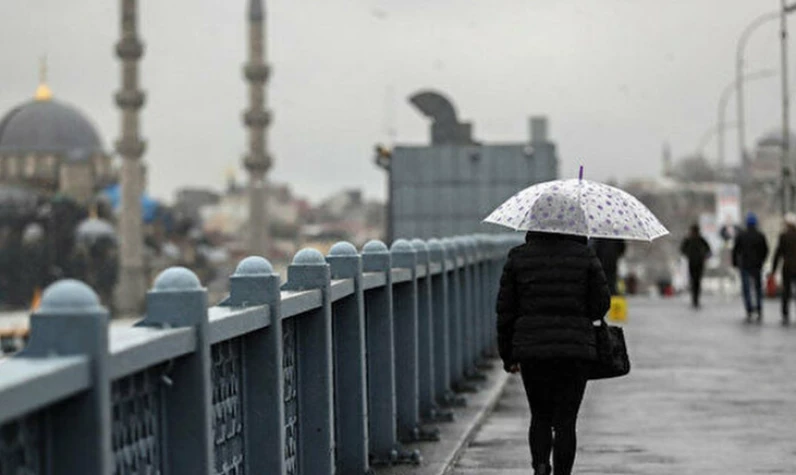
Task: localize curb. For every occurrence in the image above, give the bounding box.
[438,371,511,474]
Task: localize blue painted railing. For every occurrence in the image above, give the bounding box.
[0,234,522,475]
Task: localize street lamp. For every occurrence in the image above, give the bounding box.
[779,0,796,213]
[736,11,779,169]
[719,69,778,167]
[696,121,738,158]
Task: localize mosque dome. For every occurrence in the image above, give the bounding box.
[0,70,114,204]
[0,95,104,160]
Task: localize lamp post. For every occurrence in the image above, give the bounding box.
[697,121,739,160]
[719,69,778,168]
[736,11,779,170]
[780,1,796,214]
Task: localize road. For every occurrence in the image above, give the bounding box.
[452,297,796,474]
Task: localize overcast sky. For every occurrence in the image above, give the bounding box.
[0,1,790,203]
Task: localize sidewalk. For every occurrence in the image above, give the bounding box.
[451,298,796,474]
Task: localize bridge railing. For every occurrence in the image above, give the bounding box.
[0,233,522,475]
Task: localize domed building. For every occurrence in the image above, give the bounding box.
[747,129,796,184]
[0,78,115,203]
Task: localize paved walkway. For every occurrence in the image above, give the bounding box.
[452,297,796,474]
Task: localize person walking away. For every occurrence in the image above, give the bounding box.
[19,224,49,307]
[680,224,711,309]
[497,231,611,475]
[732,213,769,323]
[592,238,626,295]
[772,212,796,325]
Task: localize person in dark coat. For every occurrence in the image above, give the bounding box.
[772,212,796,325]
[496,231,611,475]
[680,224,711,309]
[591,238,626,295]
[732,212,769,322]
[19,223,49,307]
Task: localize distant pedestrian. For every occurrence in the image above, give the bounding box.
[497,231,611,475]
[771,212,796,325]
[680,224,711,309]
[19,223,49,307]
[592,238,626,295]
[732,212,769,323]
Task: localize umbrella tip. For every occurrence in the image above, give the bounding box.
[579,165,584,181]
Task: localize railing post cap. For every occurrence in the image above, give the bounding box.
[292,247,327,265]
[328,241,358,256]
[390,239,415,253]
[234,256,275,276]
[37,279,103,314]
[441,237,457,250]
[427,238,444,252]
[410,238,428,252]
[152,267,202,292]
[362,239,389,254]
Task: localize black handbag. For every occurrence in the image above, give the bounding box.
[588,321,630,380]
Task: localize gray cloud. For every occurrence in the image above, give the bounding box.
[0,1,787,202]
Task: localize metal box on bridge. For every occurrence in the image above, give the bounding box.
[377,91,559,241]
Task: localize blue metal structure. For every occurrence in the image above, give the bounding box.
[0,233,522,475]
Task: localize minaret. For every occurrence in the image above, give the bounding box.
[114,0,147,316]
[243,0,272,257]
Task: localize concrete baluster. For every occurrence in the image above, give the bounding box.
[282,248,335,474]
[20,280,112,475]
[139,267,214,475]
[391,239,440,443]
[361,240,420,466]
[327,242,370,474]
[226,256,285,474]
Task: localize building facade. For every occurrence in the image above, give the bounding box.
[380,90,558,241]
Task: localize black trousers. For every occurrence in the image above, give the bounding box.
[781,273,796,319]
[688,264,704,307]
[520,359,589,475]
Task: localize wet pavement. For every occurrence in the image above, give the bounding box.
[451,297,796,474]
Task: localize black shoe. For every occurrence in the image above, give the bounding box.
[782,316,790,326]
[745,312,753,323]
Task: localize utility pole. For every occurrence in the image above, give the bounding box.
[718,69,777,168]
[736,11,779,173]
[781,1,796,214]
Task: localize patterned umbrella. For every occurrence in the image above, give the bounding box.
[483,175,668,241]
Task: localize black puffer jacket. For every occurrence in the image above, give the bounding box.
[496,232,611,369]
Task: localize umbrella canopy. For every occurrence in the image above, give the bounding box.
[75,217,116,244]
[483,178,668,241]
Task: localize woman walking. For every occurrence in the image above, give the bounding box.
[496,230,611,475]
[484,171,667,474]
